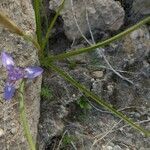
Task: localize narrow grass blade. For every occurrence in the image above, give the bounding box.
[33,0,42,46]
[0,11,42,56]
[42,0,65,51]
[48,63,150,137]
[48,16,150,60]
[0,11,24,36]
[19,81,36,150]
[40,1,50,51]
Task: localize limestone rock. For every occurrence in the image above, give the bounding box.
[0,0,41,149]
[49,0,125,40]
[122,26,150,58]
[132,0,150,15]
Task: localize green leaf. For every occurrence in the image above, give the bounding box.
[33,0,42,47]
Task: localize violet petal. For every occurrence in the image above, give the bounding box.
[4,82,15,100]
[1,52,15,69]
[24,66,43,79]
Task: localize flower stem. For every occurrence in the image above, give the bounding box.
[19,81,36,150]
[48,16,150,60]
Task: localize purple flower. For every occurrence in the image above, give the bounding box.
[1,51,43,101]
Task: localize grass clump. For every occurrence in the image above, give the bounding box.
[41,85,53,100]
[77,96,92,110]
[62,134,76,146]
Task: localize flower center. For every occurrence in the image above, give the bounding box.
[8,67,24,81]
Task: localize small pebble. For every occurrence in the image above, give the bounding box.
[0,128,4,137]
[107,84,114,94]
[10,128,17,134]
[92,71,104,78]
[72,94,76,97]
[114,145,122,150]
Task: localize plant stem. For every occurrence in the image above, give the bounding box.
[49,63,150,137]
[42,0,66,51]
[48,16,150,60]
[19,81,36,150]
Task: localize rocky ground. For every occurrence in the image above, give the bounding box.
[37,0,150,150]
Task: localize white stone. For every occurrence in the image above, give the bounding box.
[0,128,4,137]
[92,71,104,78]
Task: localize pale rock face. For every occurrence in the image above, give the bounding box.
[132,0,150,15]
[0,0,41,149]
[49,0,125,40]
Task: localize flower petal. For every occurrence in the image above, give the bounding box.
[4,83,15,100]
[1,51,15,69]
[24,67,43,79]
